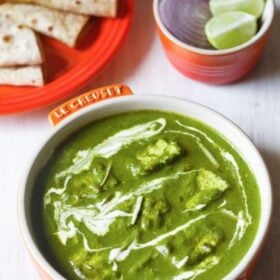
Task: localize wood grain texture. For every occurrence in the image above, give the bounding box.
[0,0,279,279]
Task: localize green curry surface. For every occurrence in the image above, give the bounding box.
[32,110,260,280]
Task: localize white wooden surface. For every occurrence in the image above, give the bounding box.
[0,1,279,279]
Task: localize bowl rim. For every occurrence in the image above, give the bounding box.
[18,95,272,280]
[153,0,275,56]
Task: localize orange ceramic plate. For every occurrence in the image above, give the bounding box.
[0,0,134,115]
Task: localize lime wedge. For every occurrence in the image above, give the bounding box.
[210,0,265,18]
[205,11,257,50]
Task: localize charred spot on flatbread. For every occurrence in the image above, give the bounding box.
[31,18,37,25]
[2,34,12,43]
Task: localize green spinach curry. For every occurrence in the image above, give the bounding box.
[33,110,260,280]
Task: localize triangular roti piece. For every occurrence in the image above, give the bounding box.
[0,65,44,86]
[0,3,90,47]
[2,0,118,17]
[0,15,43,67]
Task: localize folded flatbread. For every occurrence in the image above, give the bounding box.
[0,15,43,67]
[0,3,90,47]
[0,66,44,86]
[2,0,118,17]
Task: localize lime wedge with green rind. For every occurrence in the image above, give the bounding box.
[210,0,265,18]
[205,11,257,50]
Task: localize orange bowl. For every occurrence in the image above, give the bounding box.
[153,0,274,84]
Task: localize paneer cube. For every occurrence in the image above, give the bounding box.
[137,139,183,173]
[186,169,229,209]
[141,198,170,230]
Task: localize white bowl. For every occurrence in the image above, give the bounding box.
[18,94,272,280]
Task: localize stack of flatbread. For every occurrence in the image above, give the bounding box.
[0,15,44,86]
[0,0,118,87]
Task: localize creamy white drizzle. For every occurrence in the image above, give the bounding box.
[55,220,77,245]
[70,261,86,280]
[221,151,252,224]
[77,229,112,253]
[217,208,248,248]
[108,213,209,263]
[131,196,143,225]
[173,256,220,280]
[50,171,194,245]
[197,142,219,168]
[156,245,170,257]
[100,161,112,187]
[174,120,252,240]
[217,199,227,209]
[112,261,118,271]
[228,211,248,248]
[172,256,190,269]
[55,202,131,239]
[165,130,219,168]
[166,129,200,141]
[44,175,72,207]
[107,209,242,266]
[175,121,216,146]
[56,118,166,179]
[183,204,206,213]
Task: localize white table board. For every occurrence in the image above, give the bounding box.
[0,1,279,279]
